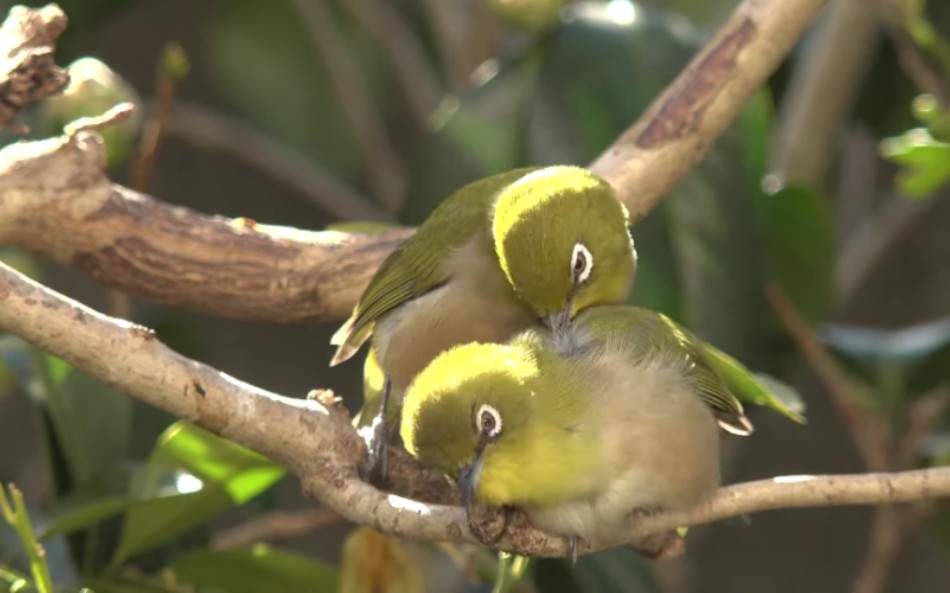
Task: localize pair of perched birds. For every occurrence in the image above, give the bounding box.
[329,166,757,554]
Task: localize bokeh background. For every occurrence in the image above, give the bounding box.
[1,0,950,592]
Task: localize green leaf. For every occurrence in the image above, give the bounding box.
[880,129,950,198]
[572,548,659,593]
[83,573,181,593]
[0,337,132,498]
[705,345,807,423]
[822,318,950,397]
[168,545,338,593]
[38,496,133,541]
[110,423,284,566]
[762,184,836,323]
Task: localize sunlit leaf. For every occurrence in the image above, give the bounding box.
[880,128,950,198]
[110,423,284,566]
[0,563,31,593]
[493,552,532,593]
[168,544,338,593]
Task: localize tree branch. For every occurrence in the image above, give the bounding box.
[0,0,830,324]
[0,259,949,558]
[588,0,830,220]
[0,132,411,322]
[0,4,68,131]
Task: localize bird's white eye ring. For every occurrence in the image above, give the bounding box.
[571,243,594,285]
[476,404,503,439]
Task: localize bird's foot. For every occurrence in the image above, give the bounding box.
[627,505,684,559]
[359,415,389,486]
[467,503,512,548]
[568,536,578,566]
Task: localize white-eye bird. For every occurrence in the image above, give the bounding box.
[400,304,754,552]
[330,167,637,478]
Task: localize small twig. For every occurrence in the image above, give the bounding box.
[0,483,53,593]
[335,0,441,124]
[165,101,392,222]
[769,0,879,187]
[765,282,892,471]
[852,505,907,593]
[464,0,500,83]
[293,0,407,212]
[871,0,950,106]
[897,388,950,470]
[837,193,941,303]
[63,102,135,136]
[212,507,343,550]
[418,0,470,93]
[129,44,185,191]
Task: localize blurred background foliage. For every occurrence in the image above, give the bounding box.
[0,0,949,592]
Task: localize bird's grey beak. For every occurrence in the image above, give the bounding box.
[458,448,486,516]
[545,305,572,340]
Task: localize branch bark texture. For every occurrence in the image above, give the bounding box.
[1,259,949,558]
[588,0,829,219]
[0,133,412,322]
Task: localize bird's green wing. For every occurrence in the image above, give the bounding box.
[650,314,755,435]
[577,306,753,435]
[330,168,538,365]
[702,345,807,424]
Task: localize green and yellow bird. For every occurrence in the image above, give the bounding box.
[401,304,754,554]
[330,166,637,478]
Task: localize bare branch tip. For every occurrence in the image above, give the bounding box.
[64,102,137,136]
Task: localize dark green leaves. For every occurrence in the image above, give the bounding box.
[168,545,339,593]
[761,184,836,323]
[532,549,659,593]
[822,318,950,401]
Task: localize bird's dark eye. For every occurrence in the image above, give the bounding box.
[571,243,594,286]
[476,404,503,439]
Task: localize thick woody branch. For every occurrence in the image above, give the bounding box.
[0,4,68,131]
[0,133,412,322]
[0,0,829,322]
[588,0,829,220]
[1,260,949,558]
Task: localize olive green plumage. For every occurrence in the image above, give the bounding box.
[401,304,753,547]
[330,166,638,435]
